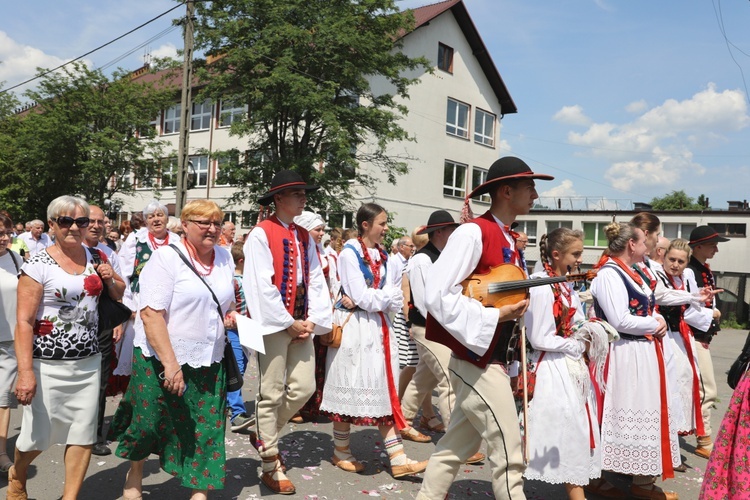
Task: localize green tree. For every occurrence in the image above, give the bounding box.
[0,62,176,221]
[193,0,429,212]
[650,190,707,211]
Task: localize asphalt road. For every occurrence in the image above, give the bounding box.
[1,329,746,499]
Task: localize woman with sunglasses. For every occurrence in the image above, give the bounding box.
[116,201,181,379]
[8,195,125,500]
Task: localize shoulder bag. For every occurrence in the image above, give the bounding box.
[90,248,133,333]
[727,331,750,389]
[169,244,243,392]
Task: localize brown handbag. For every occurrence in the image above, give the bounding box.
[321,311,354,348]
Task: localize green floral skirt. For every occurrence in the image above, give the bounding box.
[108,347,227,490]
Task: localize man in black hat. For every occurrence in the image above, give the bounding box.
[243,169,332,494]
[685,225,728,459]
[418,157,553,500]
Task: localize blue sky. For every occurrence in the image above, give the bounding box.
[2,0,750,209]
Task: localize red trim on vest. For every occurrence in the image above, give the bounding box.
[257,215,311,317]
[426,211,520,368]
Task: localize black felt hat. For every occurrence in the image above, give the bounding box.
[688,225,729,247]
[468,157,554,199]
[417,210,459,235]
[258,170,319,206]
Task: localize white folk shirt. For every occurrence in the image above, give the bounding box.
[407,252,432,318]
[338,239,402,313]
[682,268,715,332]
[244,219,332,334]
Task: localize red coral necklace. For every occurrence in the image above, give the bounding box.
[184,238,215,276]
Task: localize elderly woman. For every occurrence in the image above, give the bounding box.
[108,200,235,500]
[8,195,124,500]
[0,214,22,475]
[116,201,180,378]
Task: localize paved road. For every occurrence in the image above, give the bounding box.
[1,329,746,499]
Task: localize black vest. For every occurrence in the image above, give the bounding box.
[656,270,690,332]
[687,256,720,342]
[408,241,441,326]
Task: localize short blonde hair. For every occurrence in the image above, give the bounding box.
[47,195,90,221]
[180,200,223,223]
[411,226,428,251]
[667,238,692,260]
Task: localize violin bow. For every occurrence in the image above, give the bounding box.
[519,317,530,465]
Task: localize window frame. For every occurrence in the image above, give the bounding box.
[443,159,468,199]
[218,99,248,128]
[474,108,496,147]
[583,222,609,248]
[190,155,210,188]
[546,220,573,232]
[470,166,491,203]
[190,100,213,131]
[446,98,470,139]
[163,104,181,135]
[437,42,454,73]
[514,220,538,246]
[662,222,698,240]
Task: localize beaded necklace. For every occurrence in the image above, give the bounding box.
[543,261,576,338]
[183,238,215,276]
[357,237,386,288]
[148,231,169,249]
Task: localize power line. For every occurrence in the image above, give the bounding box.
[0,2,185,95]
[711,0,750,106]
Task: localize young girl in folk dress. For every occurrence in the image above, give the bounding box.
[523,228,606,500]
[319,204,428,479]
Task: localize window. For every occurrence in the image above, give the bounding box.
[191,100,213,131]
[583,222,609,247]
[438,43,454,73]
[514,220,537,245]
[163,104,181,134]
[546,220,573,233]
[161,158,177,188]
[325,212,355,229]
[708,223,746,238]
[219,99,247,127]
[190,155,210,188]
[215,153,239,186]
[241,211,259,229]
[446,98,469,139]
[443,160,467,198]
[662,223,697,240]
[474,108,495,147]
[471,167,490,203]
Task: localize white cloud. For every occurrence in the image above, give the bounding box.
[565,84,747,190]
[499,138,512,153]
[540,179,577,198]
[553,105,591,126]
[0,31,69,92]
[150,43,179,61]
[625,99,648,114]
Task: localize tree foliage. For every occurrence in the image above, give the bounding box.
[193,0,429,212]
[0,62,176,221]
[650,190,709,211]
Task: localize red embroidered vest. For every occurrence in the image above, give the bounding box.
[426,211,521,368]
[257,216,311,317]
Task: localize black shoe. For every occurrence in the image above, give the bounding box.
[92,442,112,456]
[230,413,255,433]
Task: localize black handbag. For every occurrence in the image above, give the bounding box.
[727,331,750,389]
[90,248,132,333]
[169,244,243,393]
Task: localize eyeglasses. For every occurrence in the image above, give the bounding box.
[54,216,90,229]
[189,220,222,230]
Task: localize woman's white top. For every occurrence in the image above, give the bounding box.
[0,251,22,342]
[118,228,181,309]
[133,240,234,368]
[339,239,401,313]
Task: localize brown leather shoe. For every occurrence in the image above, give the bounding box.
[7,466,29,500]
[289,413,305,424]
[391,459,429,478]
[260,457,295,495]
[400,427,431,443]
[419,415,446,433]
[630,483,679,500]
[584,478,627,499]
[332,454,365,473]
[464,451,485,464]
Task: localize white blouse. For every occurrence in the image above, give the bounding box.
[133,240,234,368]
[338,239,402,313]
[0,251,21,342]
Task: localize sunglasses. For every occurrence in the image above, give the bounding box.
[54,216,90,229]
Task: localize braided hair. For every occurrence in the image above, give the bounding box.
[539,227,584,276]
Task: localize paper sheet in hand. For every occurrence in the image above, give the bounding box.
[235,314,277,354]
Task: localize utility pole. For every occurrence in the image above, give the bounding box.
[175,0,194,217]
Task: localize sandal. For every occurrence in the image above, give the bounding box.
[584,477,627,499]
[419,415,446,433]
[332,448,365,473]
[0,451,13,474]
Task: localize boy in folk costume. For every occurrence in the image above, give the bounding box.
[685,226,727,459]
[417,157,553,500]
[243,170,332,495]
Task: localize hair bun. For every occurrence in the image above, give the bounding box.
[604,222,621,241]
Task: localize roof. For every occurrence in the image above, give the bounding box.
[409,0,517,114]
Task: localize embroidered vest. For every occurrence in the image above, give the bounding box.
[257,216,311,317]
[594,265,655,329]
[655,272,690,332]
[426,211,523,369]
[687,256,719,341]
[408,241,441,326]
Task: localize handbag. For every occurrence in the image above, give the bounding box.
[727,331,750,389]
[90,248,132,333]
[169,244,243,392]
[512,351,544,402]
[320,311,353,348]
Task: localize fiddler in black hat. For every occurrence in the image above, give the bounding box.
[258,169,319,207]
[689,225,729,247]
[461,156,554,222]
[417,210,460,235]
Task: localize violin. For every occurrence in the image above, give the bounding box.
[462,264,597,308]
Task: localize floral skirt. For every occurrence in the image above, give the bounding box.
[700,370,750,499]
[108,347,227,490]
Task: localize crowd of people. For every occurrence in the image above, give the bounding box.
[0,157,747,499]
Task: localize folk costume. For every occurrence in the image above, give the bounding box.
[523,272,600,486]
[591,259,680,479]
[389,250,418,369]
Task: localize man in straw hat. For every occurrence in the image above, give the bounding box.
[685,225,728,460]
[417,156,553,500]
[243,170,332,494]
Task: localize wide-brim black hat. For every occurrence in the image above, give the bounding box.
[417,210,459,235]
[468,157,554,199]
[689,225,729,246]
[258,169,319,206]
